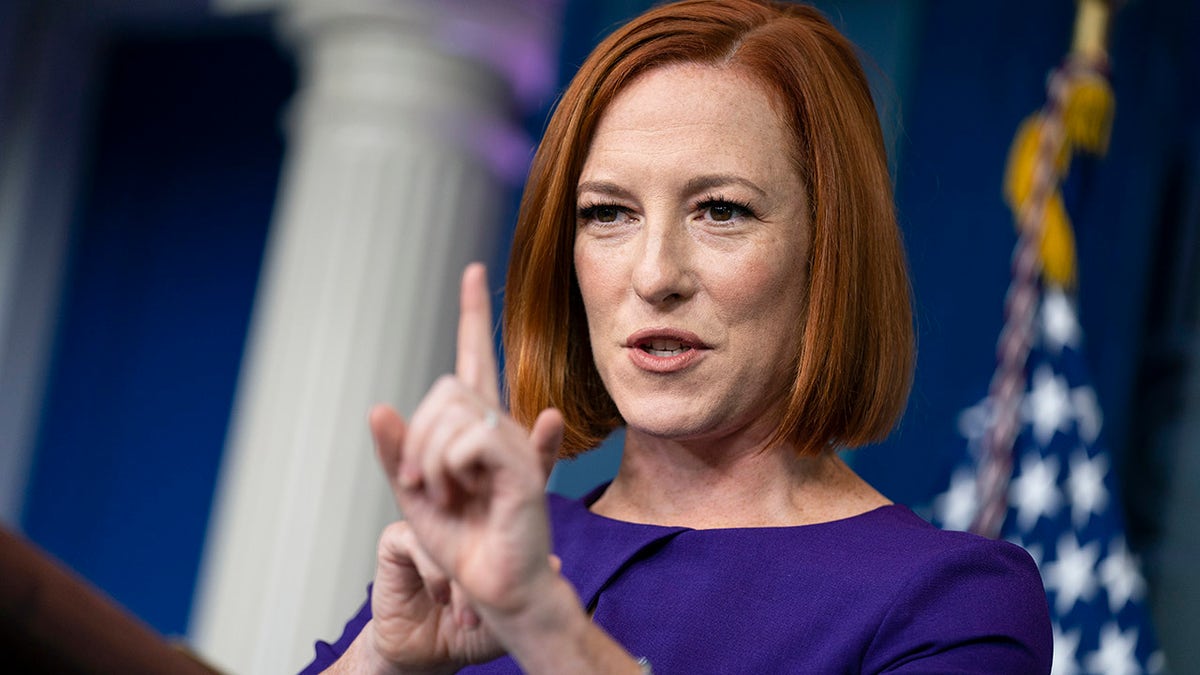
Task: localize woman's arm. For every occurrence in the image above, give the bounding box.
[322,621,427,675]
[866,537,1052,674]
[484,573,646,675]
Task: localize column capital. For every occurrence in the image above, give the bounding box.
[278,0,562,108]
[274,0,562,182]
[280,0,505,125]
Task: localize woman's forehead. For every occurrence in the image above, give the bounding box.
[579,64,797,190]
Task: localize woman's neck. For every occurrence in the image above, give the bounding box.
[587,429,891,529]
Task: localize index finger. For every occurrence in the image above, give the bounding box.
[455,263,500,405]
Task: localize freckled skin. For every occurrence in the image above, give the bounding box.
[574,64,811,448]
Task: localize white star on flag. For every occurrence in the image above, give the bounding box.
[1023,365,1074,446]
[1083,622,1140,675]
[1041,288,1081,353]
[956,397,993,446]
[1099,537,1147,614]
[932,466,978,532]
[1066,447,1108,527]
[1043,532,1101,615]
[1009,453,1063,531]
[1050,622,1081,675]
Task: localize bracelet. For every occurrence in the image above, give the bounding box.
[636,657,653,674]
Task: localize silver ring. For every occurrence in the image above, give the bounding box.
[483,410,498,429]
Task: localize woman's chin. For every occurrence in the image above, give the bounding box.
[625,421,704,442]
[619,401,780,451]
[621,411,729,445]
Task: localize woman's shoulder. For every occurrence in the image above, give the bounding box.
[778,503,1053,673]
[712,505,1051,673]
[853,508,1053,672]
[708,503,1048,621]
[844,504,1046,609]
[842,503,1041,575]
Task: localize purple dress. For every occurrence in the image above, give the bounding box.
[302,488,1052,674]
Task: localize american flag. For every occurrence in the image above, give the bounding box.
[931,285,1166,674]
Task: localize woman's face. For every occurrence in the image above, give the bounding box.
[574,63,810,444]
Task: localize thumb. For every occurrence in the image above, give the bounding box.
[369,404,412,489]
[529,408,565,479]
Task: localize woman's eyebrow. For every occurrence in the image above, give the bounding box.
[576,180,635,200]
[684,174,768,198]
[577,175,768,200]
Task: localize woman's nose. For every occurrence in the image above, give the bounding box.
[631,221,697,306]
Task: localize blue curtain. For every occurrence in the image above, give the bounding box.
[21,32,294,636]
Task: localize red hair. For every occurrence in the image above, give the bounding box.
[503,0,914,457]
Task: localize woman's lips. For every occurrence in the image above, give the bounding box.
[624,328,710,373]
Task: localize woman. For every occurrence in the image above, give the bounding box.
[306,0,1052,672]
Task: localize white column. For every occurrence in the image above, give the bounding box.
[189,2,526,671]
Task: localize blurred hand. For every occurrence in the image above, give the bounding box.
[364,263,564,673]
[362,518,500,674]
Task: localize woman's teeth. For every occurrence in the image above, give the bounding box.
[642,339,689,356]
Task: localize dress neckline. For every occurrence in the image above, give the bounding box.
[573,481,908,533]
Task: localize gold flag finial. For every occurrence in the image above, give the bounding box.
[1072,0,1113,65]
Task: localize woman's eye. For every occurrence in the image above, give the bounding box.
[699,200,751,223]
[578,203,629,225]
[594,205,620,223]
[708,203,736,222]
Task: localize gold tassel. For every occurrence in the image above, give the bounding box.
[1003,116,1039,213]
[1064,0,1116,156]
[1003,114,1071,216]
[1001,0,1116,290]
[1040,193,1078,288]
[1002,117,1079,289]
[1061,69,1115,156]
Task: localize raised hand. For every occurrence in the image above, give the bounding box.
[349,408,498,675]
[360,263,565,673]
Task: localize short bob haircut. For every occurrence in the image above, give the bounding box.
[503,0,914,457]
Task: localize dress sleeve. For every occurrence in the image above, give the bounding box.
[297,584,374,675]
[864,539,1053,674]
